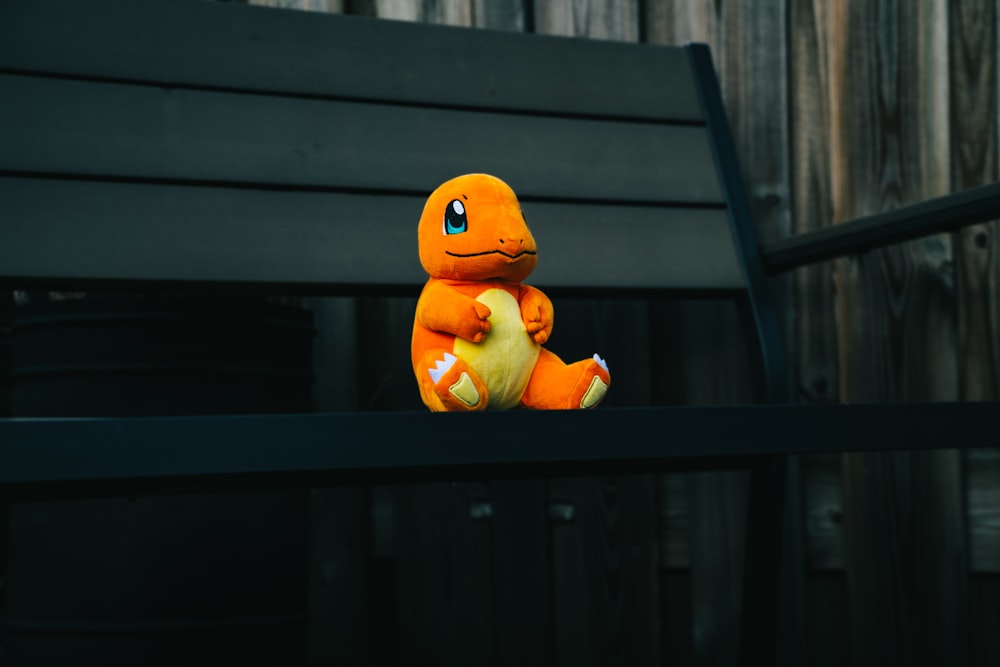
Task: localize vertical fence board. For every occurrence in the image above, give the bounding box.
[953,0,1000,403]
[391,482,494,666]
[953,3,1000,663]
[787,1,848,656]
[830,2,967,665]
[491,480,552,667]
[953,6,1000,662]
[549,475,659,667]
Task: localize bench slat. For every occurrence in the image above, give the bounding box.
[0,402,996,500]
[0,177,742,292]
[0,0,703,122]
[0,74,722,204]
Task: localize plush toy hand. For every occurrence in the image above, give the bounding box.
[415,281,492,343]
[464,301,493,343]
[520,285,553,344]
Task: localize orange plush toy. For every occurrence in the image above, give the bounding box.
[412,173,610,411]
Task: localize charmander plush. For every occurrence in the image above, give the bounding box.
[411,173,610,411]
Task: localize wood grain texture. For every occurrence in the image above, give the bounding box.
[249,0,345,11]
[789,3,847,662]
[490,480,553,667]
[390,482,494,666]
[968,449,1000,573]
[687,469,748,667]
[371,0,524,28]
[790,0,838,407]
[952,0,1000,398]
[830,3,968,664]
[534,0,638,41]
[549,475,660,667]
[970,574,1000,666]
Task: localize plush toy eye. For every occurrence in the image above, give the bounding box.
[444,199,468,235]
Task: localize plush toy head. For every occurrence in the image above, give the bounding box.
[418,173,537,283]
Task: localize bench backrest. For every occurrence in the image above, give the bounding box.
[0,0,784,401]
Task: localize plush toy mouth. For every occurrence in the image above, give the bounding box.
[445,249,537,259]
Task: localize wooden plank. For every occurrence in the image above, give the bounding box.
[803,445,1000,575]
[0,75,721,204]
[953,0,1000,403]
[0,178,423,290]
[391,481,494,665]
[0,177,742,293]
[658,473,689,568]
[968,448,1000,572]
[806,571,850,667]
[829,1,968,665]
[250,0,345,11]
[548,475,660,667]
[306,486,371,664]
[788,2,847,662]
[687,469,749,667]
[0,0,704,122]
[534,1,639,41]
[659,568,694,666]
[490,480,552,667]
[789,0,838,406]
[801,453,844,570]
[970,574,1000,665]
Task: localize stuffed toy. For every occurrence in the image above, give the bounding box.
[411,173,610,411]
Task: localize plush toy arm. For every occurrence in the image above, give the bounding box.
[416,279,492,343]
[519,284,554,345]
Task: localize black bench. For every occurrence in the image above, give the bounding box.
[2,0,1000,664]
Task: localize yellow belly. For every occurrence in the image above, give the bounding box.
[453,288,540,410]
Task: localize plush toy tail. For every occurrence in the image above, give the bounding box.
[518,349,610,410]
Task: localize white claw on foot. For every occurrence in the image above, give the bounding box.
[593,353,609,373]
[428,352,458,384]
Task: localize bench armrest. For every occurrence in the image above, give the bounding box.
[760,181,1000,273]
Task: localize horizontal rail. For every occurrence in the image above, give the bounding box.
[761,181,1000,273]
[1,402,996,501]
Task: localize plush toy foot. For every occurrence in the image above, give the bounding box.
[417,350,489,411]
[574,354,610,409]
[520,349,610,410]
